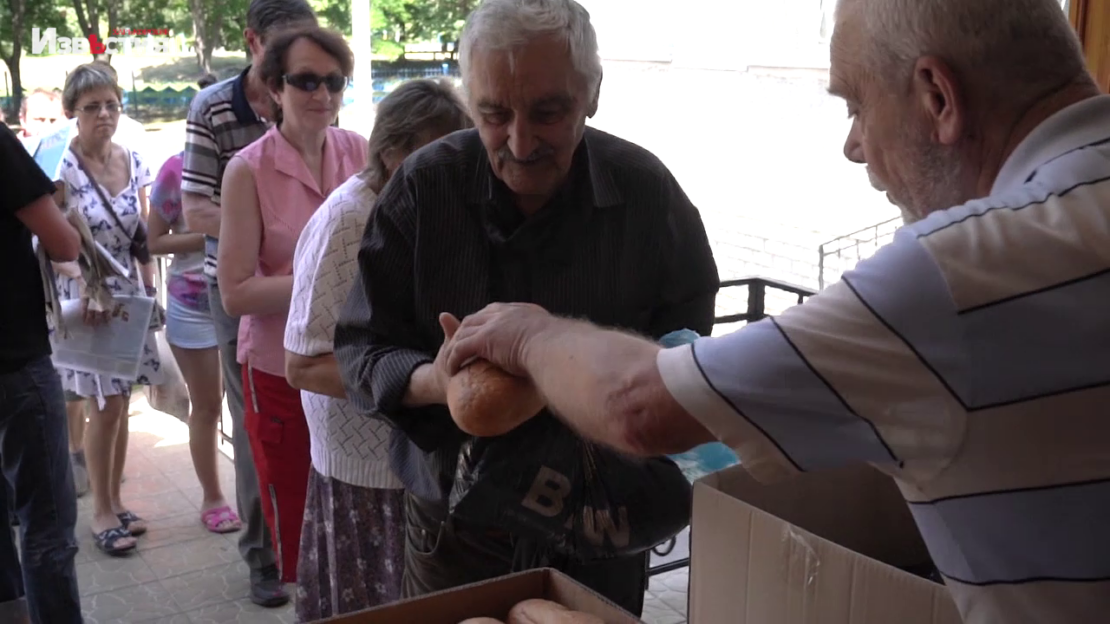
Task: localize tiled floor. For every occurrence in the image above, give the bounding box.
[74,397,689,623]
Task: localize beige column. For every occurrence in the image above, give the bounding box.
[349,0,375,136]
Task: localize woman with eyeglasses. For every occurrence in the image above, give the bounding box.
[53,63,163,556]
[217,25,366,583]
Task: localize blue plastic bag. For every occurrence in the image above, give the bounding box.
[658,329,741,483]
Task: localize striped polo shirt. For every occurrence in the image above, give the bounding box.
[181,65,270,279]
[658,94,1110,624]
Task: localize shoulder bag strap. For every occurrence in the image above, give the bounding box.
[70,147,137,243]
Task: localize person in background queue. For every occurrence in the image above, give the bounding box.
[334,0,719,614]
[148,75,241,538]
[285,78,472,621]
[62,60,154,498]
[83,62,150,178]
[18,89,64,139]
[54,63,162,556]
[0,122,83,624]
[439,1,1110,623]
[182,0,317,607]
[218,24,367,585]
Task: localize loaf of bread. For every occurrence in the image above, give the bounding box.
[447,359,544,437]
[506,599,605,624]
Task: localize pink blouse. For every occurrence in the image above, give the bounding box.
[234,125,367,377]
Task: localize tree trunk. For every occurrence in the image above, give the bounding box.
[4,0,25,122]
[3,58,22,124]
[70,0,104,60]
[105,0,118,63]
[189,0,213,74]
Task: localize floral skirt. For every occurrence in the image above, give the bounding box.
[294,467,405,622]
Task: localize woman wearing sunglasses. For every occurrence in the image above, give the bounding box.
[284,78,472,621]
[217,25,367,583]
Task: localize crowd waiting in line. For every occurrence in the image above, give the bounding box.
[1,0,1109,622]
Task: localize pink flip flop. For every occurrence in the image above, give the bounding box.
[201,506,242,534]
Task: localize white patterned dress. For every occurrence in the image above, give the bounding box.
[56,146,163,404]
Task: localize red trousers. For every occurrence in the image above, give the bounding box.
[243,364,310,583]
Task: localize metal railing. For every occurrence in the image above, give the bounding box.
[817,216,902,289]
[713,276,817,325]
[647,276,816,578]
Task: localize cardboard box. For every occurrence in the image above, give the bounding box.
[321,568,644,623]
[689,464,963,624]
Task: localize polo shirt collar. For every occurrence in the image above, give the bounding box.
[993,94,1110,194]
[466,128,624,208]
[231,65,265,125]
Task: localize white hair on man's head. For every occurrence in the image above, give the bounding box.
[459,0,602,92]
[837,0,1089,102]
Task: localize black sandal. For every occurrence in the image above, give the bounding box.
[117,511,147,536]
[93,527,136,556]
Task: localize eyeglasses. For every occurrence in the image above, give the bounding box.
[283,72,348,94]
[77,102,121,115]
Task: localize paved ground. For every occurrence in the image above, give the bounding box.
[76,399,690,623]
[75,397,295,623]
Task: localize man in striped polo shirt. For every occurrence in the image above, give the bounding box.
[439,0,1110,621]
[181,0,316,607]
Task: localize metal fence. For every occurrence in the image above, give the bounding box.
[816,216,903,289]
[647,275,816,577]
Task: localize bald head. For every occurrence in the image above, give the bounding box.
[829,0,1099,223]
[835,0,1088,104]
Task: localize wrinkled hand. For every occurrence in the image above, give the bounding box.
[81,298,110,327]
[442,303,554,377]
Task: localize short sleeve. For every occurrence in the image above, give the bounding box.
[181,98,221,201]
[0,124,55,216]
[131,149,154,189]
[150,156,183,225]
[285,192,367,358]
[59,151,82,213]
[656,233,967,485]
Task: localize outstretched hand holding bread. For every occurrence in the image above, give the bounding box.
[447,359,545,436]
[438,312,545,437]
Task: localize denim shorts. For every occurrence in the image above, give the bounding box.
[166,296,218,350]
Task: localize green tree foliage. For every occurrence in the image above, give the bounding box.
[373,0,475,60]
[0,0,69,117]
[1,0,471,116]
[310,0,351,35]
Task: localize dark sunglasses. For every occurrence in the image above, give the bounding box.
[283,72,348,94]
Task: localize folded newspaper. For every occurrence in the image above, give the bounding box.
[38,212,127,339]
[50,295,155,381]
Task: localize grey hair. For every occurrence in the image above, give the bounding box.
[459,0,602,93]
[62,64,124,114]
[362,79,473,191]
[838,0,1089,102]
